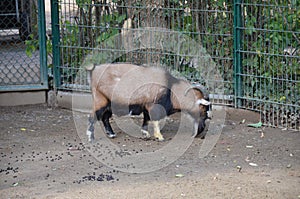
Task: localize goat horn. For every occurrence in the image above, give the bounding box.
[184,84,208,97]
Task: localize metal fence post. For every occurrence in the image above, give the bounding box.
[37,0,48,88]
[51,0,61,90]
[233,0,243,108]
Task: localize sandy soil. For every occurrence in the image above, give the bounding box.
[0,104,299,199]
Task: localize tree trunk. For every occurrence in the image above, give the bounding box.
[124,0,167,66]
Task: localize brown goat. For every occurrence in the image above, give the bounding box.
[87,63,210,142]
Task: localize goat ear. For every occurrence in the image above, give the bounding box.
[196,99,211,106]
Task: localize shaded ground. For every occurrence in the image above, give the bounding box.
[0,104,299,199]
[0,35,41,87]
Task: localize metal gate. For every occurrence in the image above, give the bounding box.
[0,0,48,91]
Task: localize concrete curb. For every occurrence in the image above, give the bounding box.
[0,91,46,106]
[57,91,92,113]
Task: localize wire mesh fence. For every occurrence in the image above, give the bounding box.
[0,0,48,91]
[52,0,233,103]
[52,0,299,130]
[234,0,299,130]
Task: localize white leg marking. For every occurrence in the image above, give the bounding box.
[192,122,198,138]
[153,121,164,141]
[141,129,151,138]
[86,130,93,142]
[207,110,212,119]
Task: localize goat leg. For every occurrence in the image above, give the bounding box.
[153,121,164,141]
[87,115,95,142]
[141,110,151,139]
[145,104,166,141]
[193,119,206,139]
[101,111,116,138]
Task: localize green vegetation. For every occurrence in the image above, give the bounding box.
[241,0,299,105]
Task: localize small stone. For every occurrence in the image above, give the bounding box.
[249,162,258,167]
[236,165,242,172]
[175,173,184,178]
[12,182,19,187]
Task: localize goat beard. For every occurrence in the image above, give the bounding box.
[193,119,207,139]
[193,122,199,138]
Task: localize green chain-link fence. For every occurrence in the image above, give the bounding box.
[51,0,299,130]
[51,0,233,96]
[0,0,48,91]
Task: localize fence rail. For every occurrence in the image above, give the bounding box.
[51,0,299,130]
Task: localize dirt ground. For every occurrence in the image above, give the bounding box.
[0,104,299,199]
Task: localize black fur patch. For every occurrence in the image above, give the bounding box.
[148,88,174,121]
[158,88,173,116]
[129,105,143,115]
[95,106,110,121]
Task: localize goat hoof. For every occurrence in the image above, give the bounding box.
[141,129,151,139]
[156,137,165,142]
[142,135,151,140]
[198,131,207,139]
[87,130,95,143]
[88,136,94,143]
[199,134,206,139]
[88,138,94,143]
[107,133,116,138]
[154,134,165,141]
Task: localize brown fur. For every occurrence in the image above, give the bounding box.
[91,63,208,117]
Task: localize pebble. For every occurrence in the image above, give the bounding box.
[249,162,258,167]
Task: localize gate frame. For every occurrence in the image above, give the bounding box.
[233,0,243,108]
[51,0,60,91]
[0,0,48,92]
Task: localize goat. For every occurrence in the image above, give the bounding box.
[86,63,211,142]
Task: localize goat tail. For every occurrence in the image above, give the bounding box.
[86,64,95,88]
